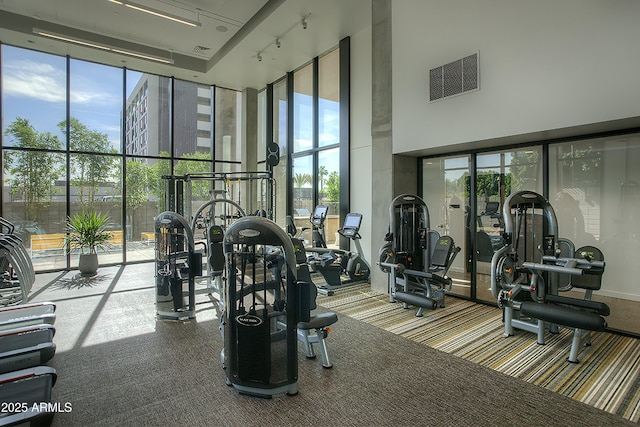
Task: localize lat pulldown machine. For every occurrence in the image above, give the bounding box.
[490,190,609,363]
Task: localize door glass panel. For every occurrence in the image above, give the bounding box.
[475,147,542,303]
[422,156,471,298]
[550,134,640,335]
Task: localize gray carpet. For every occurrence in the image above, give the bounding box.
[29,264,632,426]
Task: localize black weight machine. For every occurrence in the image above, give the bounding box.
[490,190,609,363]
[157,171,274,318]
[154,212,202,321]
[221,216,313,397]
[378,194,460,316]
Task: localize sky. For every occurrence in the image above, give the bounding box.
[2,44,340,173]
[2,45,142,150]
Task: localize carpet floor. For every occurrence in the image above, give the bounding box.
[318,283,640,423]
[17,263,637,426]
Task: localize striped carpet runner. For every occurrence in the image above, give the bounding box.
[318,284,640,422]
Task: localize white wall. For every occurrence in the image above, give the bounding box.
[350,22,374,265]
[392,0,640,155]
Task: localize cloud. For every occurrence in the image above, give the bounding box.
[3,59,120,106]
[3,60,66,102]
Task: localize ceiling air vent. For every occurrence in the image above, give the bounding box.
[429,53,479,102]
[193,45,211,54]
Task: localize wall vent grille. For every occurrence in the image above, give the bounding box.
[429,53,478,102]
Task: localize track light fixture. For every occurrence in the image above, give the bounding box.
[251,13,311,61]
[108,0,201,27]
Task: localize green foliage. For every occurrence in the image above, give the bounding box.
[293,173,312,202]
[508,150,539,192]
[125,159,150,211]
[318,166,328,192]
[174,152,214,200]
[325,171,340,202]
[148,154,171,209]
[64,211,112,255]
[558,145,601,186]
[294,173,312,188]
[60,117,118,207]
[3,118,63,221]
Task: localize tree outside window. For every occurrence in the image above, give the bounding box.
[3,118,63,222]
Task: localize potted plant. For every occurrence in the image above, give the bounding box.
[64,211,113,276]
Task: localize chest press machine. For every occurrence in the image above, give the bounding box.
[490,190,609,363]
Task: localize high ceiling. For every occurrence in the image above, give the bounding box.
[0,0,370,90]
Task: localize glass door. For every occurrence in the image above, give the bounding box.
[422,156,471,298]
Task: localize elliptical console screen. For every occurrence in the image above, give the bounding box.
[312,205,328,225]
[344,214,362,230]
[342,213,362,237]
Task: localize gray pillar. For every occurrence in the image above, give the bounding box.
[393,155,418,195]
[242,87,258,212]
[370,0,393,293]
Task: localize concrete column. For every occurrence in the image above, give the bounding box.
[393,155,418,195]
[370,0,393,293]
[242,87,258,212]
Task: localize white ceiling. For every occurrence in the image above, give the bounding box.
[0,0,371,90]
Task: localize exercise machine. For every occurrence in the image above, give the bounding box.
[0,302,56,331]
[190,195,246,299]
[308,205,329,248]
[0,302,58,425]
[379,194,460,316]
[165,172,274,300]
[154,212,202,320]
[163,171,276,222]
[288,227,339,368]
[490,190,609,363]
[0,323,56,375]
[221,216,311,397]
[0,217,36,307]
[0,366,58,426]
[301,213,371,293]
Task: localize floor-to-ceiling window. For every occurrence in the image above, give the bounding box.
[271,78,288,227]
[290,47,343,246]
[292,62,315,216]
[1,43,241,272]
[1,46,67,271]
[123,70,171,262]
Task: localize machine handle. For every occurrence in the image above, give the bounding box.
[521,261,583,276]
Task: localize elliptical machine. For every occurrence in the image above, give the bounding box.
[303,212,371,294]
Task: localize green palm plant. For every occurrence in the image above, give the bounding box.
[64,211,113,255]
